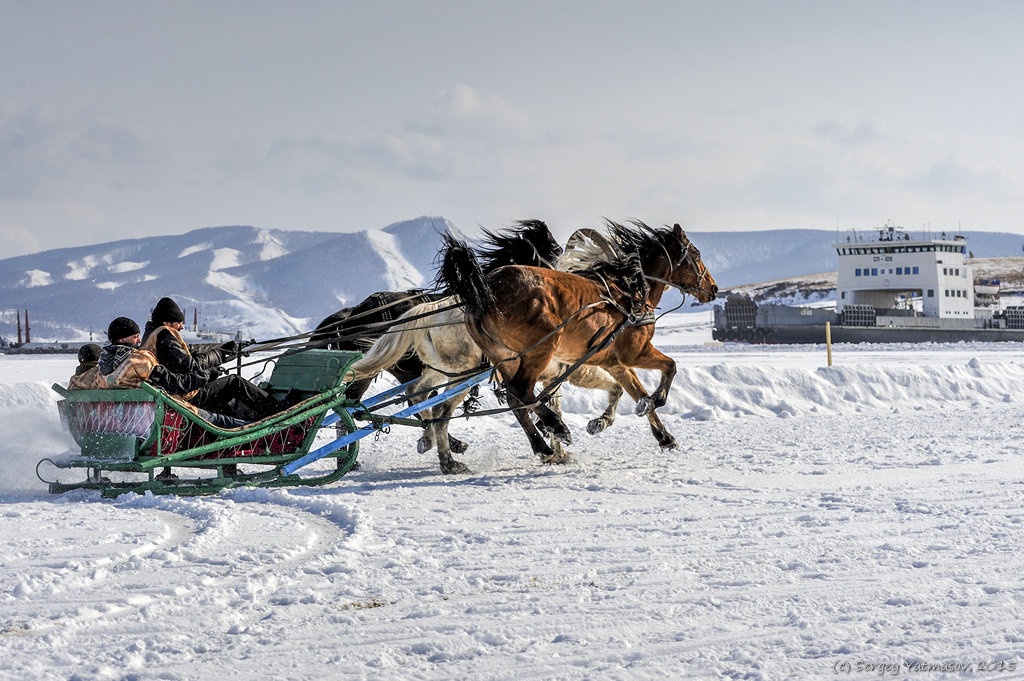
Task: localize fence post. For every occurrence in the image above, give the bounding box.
[825,321,833,367]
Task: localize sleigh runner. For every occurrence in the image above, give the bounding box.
[42,348,491,497]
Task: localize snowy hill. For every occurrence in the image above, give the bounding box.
[0,218,465,342]
[2,221,1023,342]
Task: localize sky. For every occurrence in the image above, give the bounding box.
[3,0,1024,260]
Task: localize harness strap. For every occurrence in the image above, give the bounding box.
[315,290,438,336]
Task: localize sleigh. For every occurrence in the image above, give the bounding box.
[42,348,491,497]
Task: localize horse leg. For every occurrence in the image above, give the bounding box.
[620,346,676,416]
[562,364,624,435]
[403,372,469,472]
[504,381,559,462]
[572,367,672,447]
[605,365,677,449]
[585,381,623,435]
[644,410,677,450]
[606,342,679,417]
[543,383,570,464]
[427,389,472,474]
[390,365,468,457]
[531,396,572,445]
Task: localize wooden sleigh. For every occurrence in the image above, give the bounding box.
[42,349,492,498]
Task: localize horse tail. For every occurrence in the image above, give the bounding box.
[348,299,447,379]
[437,233,496,319]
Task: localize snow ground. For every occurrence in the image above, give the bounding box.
[2,313,1023,680]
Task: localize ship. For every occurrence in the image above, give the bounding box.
[712,224,1024,343]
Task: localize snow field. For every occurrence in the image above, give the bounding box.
[1,343,1023,680]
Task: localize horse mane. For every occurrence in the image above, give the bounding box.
[476,219,561,273]
[605,219,677,267]
[557,221,651,302]
[435,233,497,317]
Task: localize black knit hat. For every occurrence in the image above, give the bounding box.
[107,317,140,342]
[152,297,185,324]
[77,343,102,364]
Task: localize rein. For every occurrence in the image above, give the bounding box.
[229,298,467,374]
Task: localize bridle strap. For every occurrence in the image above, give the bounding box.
[647,234,710,299]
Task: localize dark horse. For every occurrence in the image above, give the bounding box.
[310,220,562,449]
[437,220,718,461]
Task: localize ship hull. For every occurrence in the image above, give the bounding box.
[714,324,1024,344]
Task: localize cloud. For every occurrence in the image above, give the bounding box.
[0,222,43,260]
[905,155,1013,196]
[233,84,538,198]
[0,105,161,200]
[404,83,532,140]
[812,117,888,147]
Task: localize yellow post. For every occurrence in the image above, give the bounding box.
[825,321,833,367]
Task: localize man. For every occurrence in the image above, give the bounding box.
[141,296,286,422]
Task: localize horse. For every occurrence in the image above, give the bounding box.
[347,295,627,473]
[311,220,562,454]
[436,220,719,462]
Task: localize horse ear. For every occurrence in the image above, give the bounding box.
[673,223,685,239]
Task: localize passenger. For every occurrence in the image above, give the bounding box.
[67,343,103,389]
[75,343,102,375]
[140,297,290,421]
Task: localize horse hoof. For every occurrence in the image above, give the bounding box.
[440,459,471,474]
[636,397,654,416]
[417,437,433,454]
[554,428,572,446]
[660,438,678,451]
[448,436,469,454]
[586,418,608,435]
[541,452,571,465]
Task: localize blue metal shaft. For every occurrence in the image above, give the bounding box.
[321,377,418,427]
[280,370,490,476]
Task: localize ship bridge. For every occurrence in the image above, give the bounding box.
[834,226,973,319]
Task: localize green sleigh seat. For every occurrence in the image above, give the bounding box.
[47,349,363,496]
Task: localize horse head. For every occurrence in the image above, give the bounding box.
[664,224,718,303]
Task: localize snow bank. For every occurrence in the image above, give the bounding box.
[553,358,1022,421]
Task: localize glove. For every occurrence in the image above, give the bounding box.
[206,365,225,381]
[220,340,240,357]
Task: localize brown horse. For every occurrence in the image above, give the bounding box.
[437,220,718,461]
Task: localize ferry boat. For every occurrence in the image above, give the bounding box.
[712,224,1024,343]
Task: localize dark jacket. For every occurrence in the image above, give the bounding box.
[142,321,226,375]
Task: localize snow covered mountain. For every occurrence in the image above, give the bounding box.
[2,219,1023,342]
[0,217,465,343]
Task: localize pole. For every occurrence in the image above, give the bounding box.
[825,321,833,367]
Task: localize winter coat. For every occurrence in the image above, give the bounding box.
[96,343,160,389]
[141,322,225,375]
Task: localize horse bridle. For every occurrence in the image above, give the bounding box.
[647,233,711,298]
